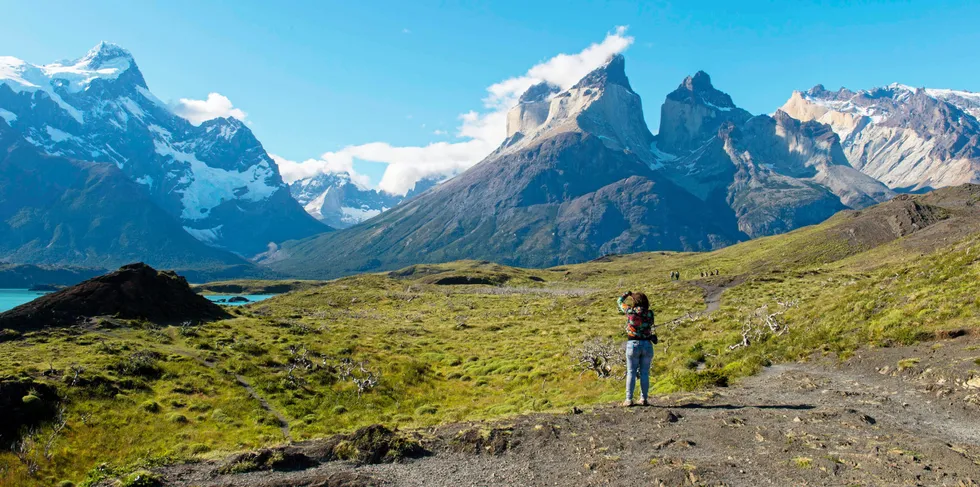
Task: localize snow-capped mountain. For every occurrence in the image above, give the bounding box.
[0,117,251,272]
[289,174,440,228]
[780,84,980,192]
[289,173,399,229]
[0,42,324,256]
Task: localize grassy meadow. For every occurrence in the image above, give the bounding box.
[3,202,980,486]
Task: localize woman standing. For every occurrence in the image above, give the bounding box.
[617,291,656,406]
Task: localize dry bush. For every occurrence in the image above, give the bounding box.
[729,300,799,351]
[571,337,625,378]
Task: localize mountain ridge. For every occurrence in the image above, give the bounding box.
[779,83,980,192]
[264,56,893,279]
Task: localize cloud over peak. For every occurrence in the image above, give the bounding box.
[172,92,247,125]
[278,26,634,196]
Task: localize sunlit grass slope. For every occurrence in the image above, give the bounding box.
[3,188,980,486]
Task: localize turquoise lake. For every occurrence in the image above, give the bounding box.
[0,289,51,313]
[0,289,275,313]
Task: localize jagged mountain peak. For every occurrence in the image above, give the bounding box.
[681,70,713,91]
[518,81,560,103]
[656,71,751,155]
[0,42,145,101]
[571,54,632,91]
[666,70,737,110]
[503,54,659,169]
[77,41,135,69]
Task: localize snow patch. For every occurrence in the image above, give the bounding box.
[154,140,278,220]
[183,225,223,244]
[147,124,171,140]
[135,85,169,111]
[341,206,383,224]
[119,97,145,119]
[650,141,678,162]
[0,56,86,124]
[45,125,71,142]
[135,175,154,189]
[0,108,17,124]
[703,100,733,112]
[302,191,328,220]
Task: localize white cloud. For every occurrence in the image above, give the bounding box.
[172,92,248,125]
[433,129,447,135]
[271,153,371,190]
[402,28,411,34]
[278,26,634,196]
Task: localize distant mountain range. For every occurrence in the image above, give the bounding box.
[2,43,979,279]
[780,84,980,192]
[262,56,899,278]
[288,173,438,228]
[0,42,325,269]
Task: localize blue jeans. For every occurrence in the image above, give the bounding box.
[625,340,654,401]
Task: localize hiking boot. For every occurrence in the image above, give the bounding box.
[622,399,633,407]
[639,398,650,406]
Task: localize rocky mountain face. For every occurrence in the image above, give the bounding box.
[0,43,325,256]
[653,73,893,237]
[289,174,438,229]
[265,56,892,278]
[655,71,752,155]
[780,84,980,192]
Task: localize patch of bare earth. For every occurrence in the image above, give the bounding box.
[156,336,980,486]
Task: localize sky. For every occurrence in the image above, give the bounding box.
[2,0,979,193]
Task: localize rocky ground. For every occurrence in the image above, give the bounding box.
[149,334,980,487]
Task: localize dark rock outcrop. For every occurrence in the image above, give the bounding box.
[0,263,230,332]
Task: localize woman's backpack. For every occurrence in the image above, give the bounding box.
[626,308,656,342]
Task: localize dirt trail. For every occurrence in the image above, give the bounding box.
[231,372,292,441]
[692,276,740,314]
[156,336,980,487]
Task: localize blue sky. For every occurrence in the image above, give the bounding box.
[3,0,979,191]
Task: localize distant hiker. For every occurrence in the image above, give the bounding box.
[617,291,657,407]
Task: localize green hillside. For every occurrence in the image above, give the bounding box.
[2,185,980,486]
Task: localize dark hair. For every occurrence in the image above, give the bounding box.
[631,292,650,311]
